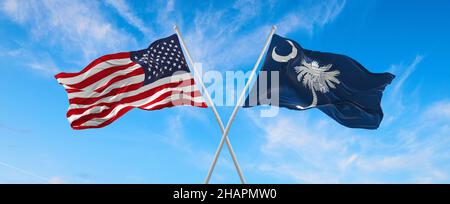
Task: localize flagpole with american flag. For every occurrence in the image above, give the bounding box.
[55,26,246,183]
[173,25,246,184]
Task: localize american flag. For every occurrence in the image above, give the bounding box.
[55,34,207,130]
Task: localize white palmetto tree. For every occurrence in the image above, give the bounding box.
[294,59,340,109]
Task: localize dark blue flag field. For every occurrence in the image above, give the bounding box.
[245,34,395,129]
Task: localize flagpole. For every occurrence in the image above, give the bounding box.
[204,25,277,184]
[173,25,246,184]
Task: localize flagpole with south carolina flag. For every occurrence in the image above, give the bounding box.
[173,25,246,184]
[204,25,394,183]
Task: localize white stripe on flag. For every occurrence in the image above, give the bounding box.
[67,84,201,122]
[56,58,133,85]
[67,74,145,99]
[72,63,142,91]
[77,93,205,127]
[68,73,194,109]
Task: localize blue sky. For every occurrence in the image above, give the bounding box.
[0,0,450,184]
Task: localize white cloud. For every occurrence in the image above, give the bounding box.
[391,55,424,95]
[166,0,175,12]
[160,113,213,169]
[0,0,135,61]
[182,0,346,71]
[247,111,357,183]
[231,0,262,32]
[0,48,25,58]
[151,0,181,36]
[0,0,29,23]
[383,55,424,124]
[184,11,269,70]
[159,110,240,183]
[162,114,190,151]
[424,101,450,120]
[0,160,48,183]
[1,0,346,75]
[277,0,346,35]
[105,0,152,35]
[0,46,60,76]
[246,95,450,183]
[339,154,358,171]
[28,61,60,75]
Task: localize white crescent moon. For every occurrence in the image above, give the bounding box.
[271,40,297,63]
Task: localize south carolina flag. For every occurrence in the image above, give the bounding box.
[245,34,395,129]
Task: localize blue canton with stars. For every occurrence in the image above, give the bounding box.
[131,34,190,85]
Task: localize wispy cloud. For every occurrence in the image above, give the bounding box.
[424,100,450,120]
[160,113,214,170]
[166,0,175,12]
[182,0,346,70]
[150,0,181,36]
[160,110,239,183]
[383,55,424,124]
[246,103,450,183]
[0,46,60,76]
[1,0,346,74]
[0,0,135,61]
[392,55,424,95]
[277,0,346,35]
[339,154,358,171]
[28,59,60,76]
[0,0,29,23]
[246,110,356,183]
[105,0,152,36]
[0,160,48,183]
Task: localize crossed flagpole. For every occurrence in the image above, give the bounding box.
[173,25,277,184]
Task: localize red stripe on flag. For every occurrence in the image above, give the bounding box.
[70,90,202,127]
[72,99,207,130]
[146,99,208,111]
[69,82,145,105]
[66,89,82,93]
[72,106,135,130]
[62,61,138,89]
[54,52,131,79]
[93,67,144,93]
[67,79,196,117]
